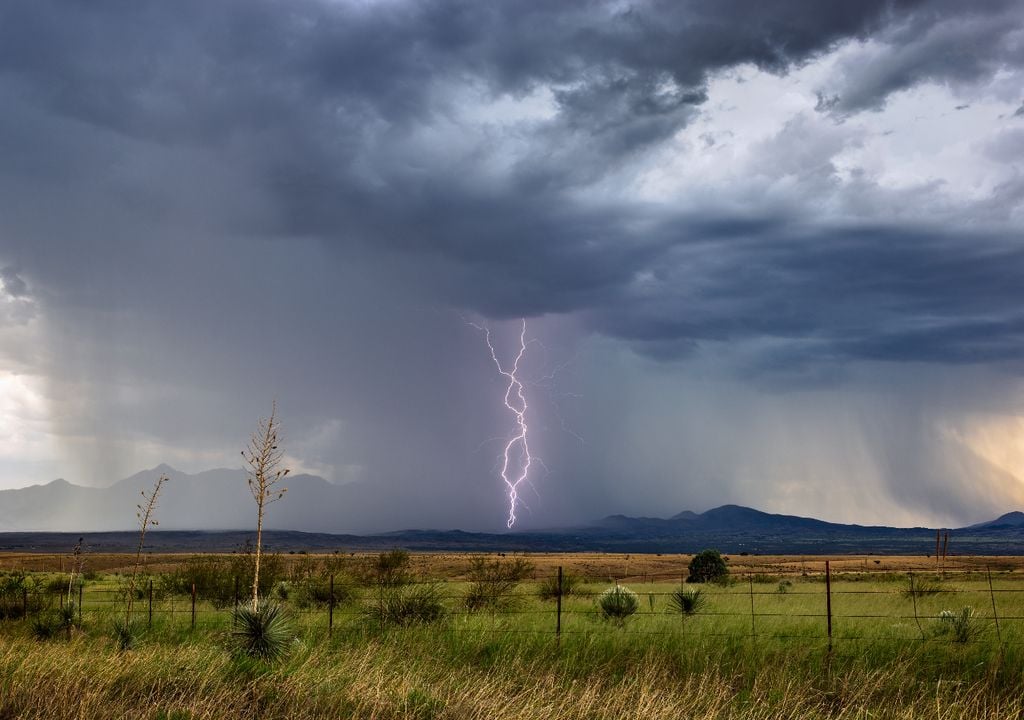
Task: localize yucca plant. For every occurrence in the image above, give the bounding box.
[668,587,707,616]
[598,585,638,624]
[111,619,139,651]
[232,602,292,661]
[936,606,980,644]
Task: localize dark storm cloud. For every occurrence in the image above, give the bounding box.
[819,0,1024,114]
[0,0,1020,374]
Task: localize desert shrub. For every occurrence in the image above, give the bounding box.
[687,549,729,584]
[777,580,793,594]
[464,556,534,612]
[935,607,981,644]
[0,571,48,620]
[160,546,284,609]
[232,602,292,661]
[31,611,60,641]
[668,588,707,616]
[538,572,581,601]
[353,549,413,588]
[111,619,140,651]
[598,585,639,623]
[369,583,445,627]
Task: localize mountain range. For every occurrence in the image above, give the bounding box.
[2,465,1024,554]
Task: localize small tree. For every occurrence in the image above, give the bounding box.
[241,402,289,611]
[687,549,728,584]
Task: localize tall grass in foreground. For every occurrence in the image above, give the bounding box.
[0,630,1020,720]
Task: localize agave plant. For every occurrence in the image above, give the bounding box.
[233,602,292,660]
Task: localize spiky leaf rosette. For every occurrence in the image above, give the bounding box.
[233,601,292,660]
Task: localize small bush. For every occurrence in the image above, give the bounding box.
[31,612,59,641]
[464,557,534,612]
[687,550,729,584]
[537,573,581,601]
[777,580,793,594]
[598,585,639,623]
[111,619,140,651]
[232,602,292,661]
[370,584,445,626]
[668,588,707,616]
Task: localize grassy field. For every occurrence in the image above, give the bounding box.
[0,553,1022,719]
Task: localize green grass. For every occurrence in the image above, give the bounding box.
[0,569,1021,718]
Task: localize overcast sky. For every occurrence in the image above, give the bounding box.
[1,0,1023,531]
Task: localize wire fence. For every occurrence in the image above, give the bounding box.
[4,560,1023,653]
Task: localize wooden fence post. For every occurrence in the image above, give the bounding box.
[555,567,563,644]
[78,581,84,626]
[191,583,196,630]
[22,587,27,620]
[825,560,832,651]
[148,579,154,628]
[234,576,239,611]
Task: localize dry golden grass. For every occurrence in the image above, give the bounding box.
[0,631,1020,720]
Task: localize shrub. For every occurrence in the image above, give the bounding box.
[935,607,980,644]
[160,546,285,609]
[356,549,413,588]
[777,580,793,594]
[464,556,534,612]
[668,588,707,616]
[687,549,729,584]
[111,619,140,651]
[31,612,59,641]
[598,585,639,623]
[537,572,581,601]
[232,602,292,661]
[369,584,445,627]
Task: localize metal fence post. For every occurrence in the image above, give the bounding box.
[329,574,335,638]
[825,560,832,651]
[556,566,563,644]
[191,582,196,630]
[234,576,239,611]
[148,579,154,628]
[78,581,84,626]
[987,566,1004,661]
[748,575,756,639]
[22,587,27,620]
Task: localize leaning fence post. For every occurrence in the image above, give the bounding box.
[986,566,1004,661]
[329,574,335,638]
[191,582,196,630]
[909,573,924,639]
[825,560,833,651]
[555,566,563,644]
[148,579,154,628]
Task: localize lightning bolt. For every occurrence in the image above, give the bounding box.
[471,318,533,528]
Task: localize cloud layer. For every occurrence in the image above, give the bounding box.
[0,0,1022,529]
